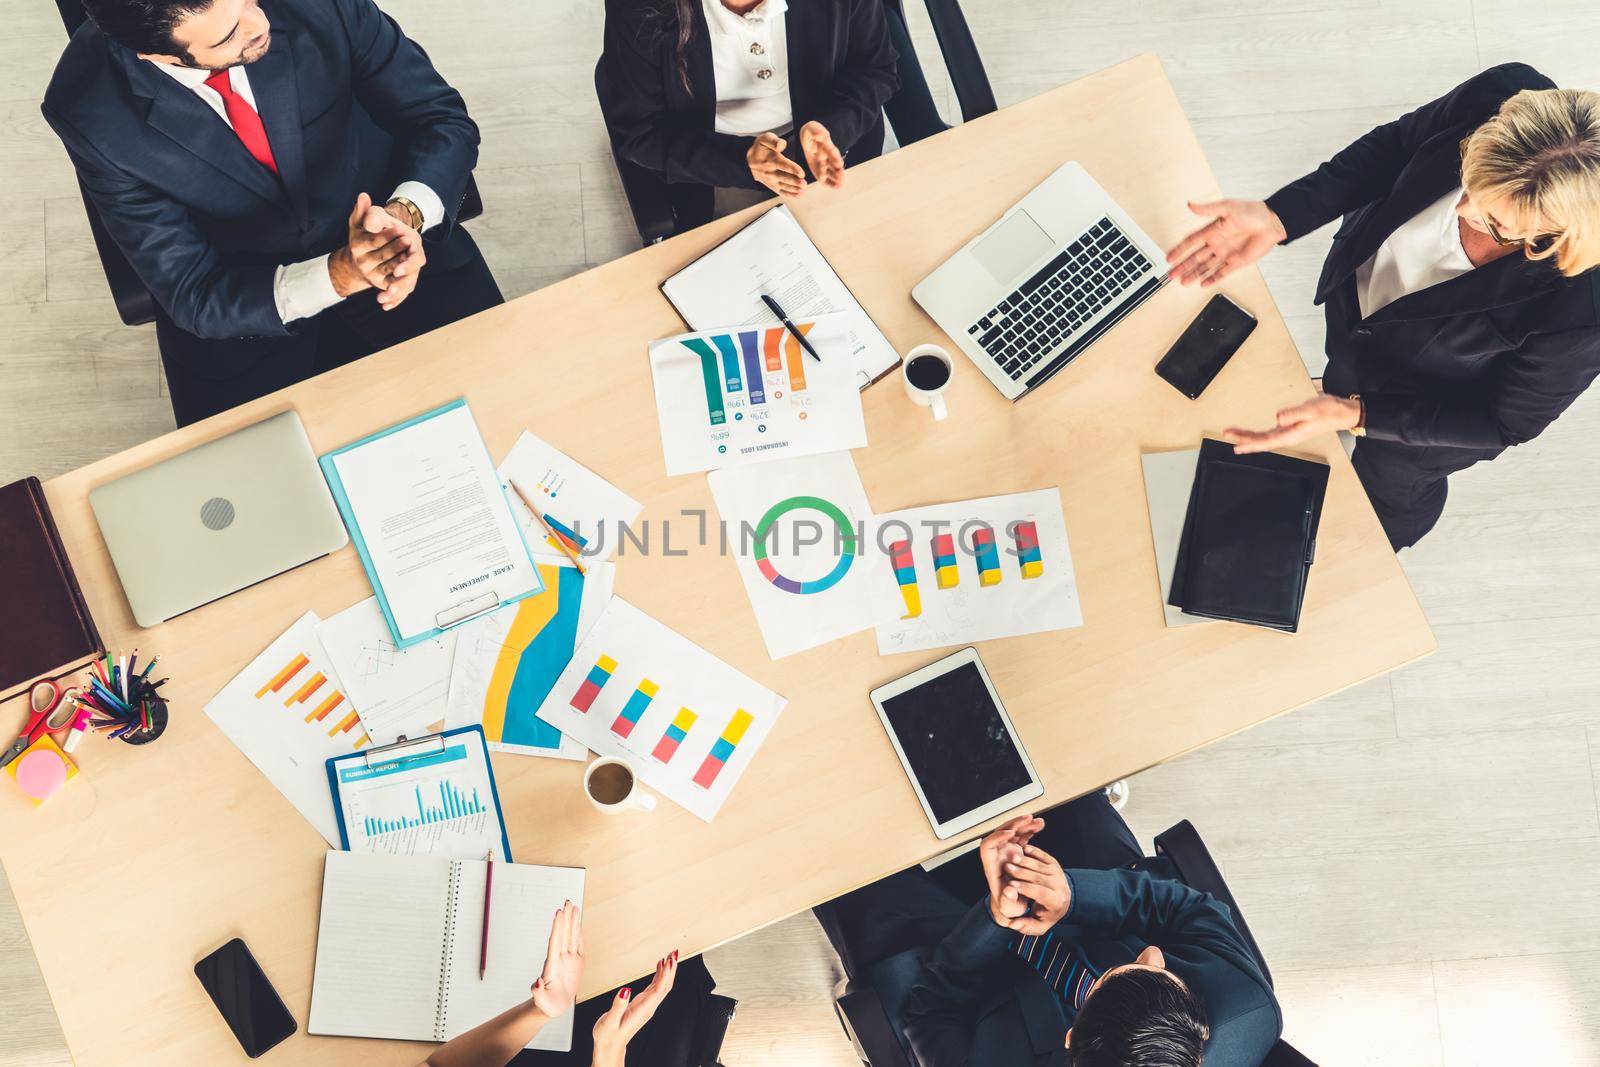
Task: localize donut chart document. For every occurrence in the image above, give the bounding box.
[534,597,786,821]
[708,451,903,659]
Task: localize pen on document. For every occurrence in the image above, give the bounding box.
[508,479,587,576]
[760,294,822,363]
[479,849,494,980]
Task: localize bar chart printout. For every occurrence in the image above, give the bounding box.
[335,739,508,860]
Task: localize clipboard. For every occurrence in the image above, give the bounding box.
[325,726,514,861]
[319,398,542,648]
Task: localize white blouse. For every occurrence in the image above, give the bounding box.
[1355,186,1475,318]
[702,0,793,138]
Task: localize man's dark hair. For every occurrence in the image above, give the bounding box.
[81,0,214,58]
[1070,967,1210,1067]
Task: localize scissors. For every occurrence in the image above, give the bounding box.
[1,680,81,769]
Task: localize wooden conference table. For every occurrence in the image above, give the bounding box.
[1,54,1433,1065]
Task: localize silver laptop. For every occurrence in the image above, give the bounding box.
[90,411,348,627]
[913,161,1169,400]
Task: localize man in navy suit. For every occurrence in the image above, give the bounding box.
[44,0,502,425]
[827,796,1282,1065]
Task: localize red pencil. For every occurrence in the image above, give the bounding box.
[479,850,494,979]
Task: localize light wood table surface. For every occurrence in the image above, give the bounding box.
[0,54,1433,1065]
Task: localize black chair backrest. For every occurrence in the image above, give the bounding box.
[54,0,85,35]
[895,0,996,122]
[1152,819,1274,988]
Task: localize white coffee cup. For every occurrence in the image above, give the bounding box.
[583,756,656,814]
[902,343,954,421]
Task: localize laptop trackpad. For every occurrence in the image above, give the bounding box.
[971,209,1054,285]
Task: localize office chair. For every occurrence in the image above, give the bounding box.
[600,0,997,247]
[47,0,484,327]
[813,815,1318,1067]
[513,954,737,1067]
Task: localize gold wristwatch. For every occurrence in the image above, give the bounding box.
[1350,394,1367,437]
[386,196,423,232]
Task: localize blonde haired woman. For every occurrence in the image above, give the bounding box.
[1166,64,1600,548]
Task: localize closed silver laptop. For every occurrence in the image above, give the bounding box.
[913,161,1169,400]
[89,411,348,627]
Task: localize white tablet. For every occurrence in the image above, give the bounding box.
[869,647,1044,840]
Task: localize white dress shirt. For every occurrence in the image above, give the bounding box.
[701,0,793,138]
[1355,186,1475,319]
[152,61,444,326]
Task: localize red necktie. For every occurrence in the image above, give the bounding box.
[204,69,279,175]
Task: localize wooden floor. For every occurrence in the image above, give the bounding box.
[4,1,1600,1064]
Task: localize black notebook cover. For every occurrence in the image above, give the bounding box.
[1168,439,1329,633]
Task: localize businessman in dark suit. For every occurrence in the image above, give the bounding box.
[826,795,1281,1066]
[44,0,503,425]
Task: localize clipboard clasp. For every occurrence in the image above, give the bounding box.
[363,732,445,767]
[435,589,501,629]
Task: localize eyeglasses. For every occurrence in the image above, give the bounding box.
[1475,211,1556,252]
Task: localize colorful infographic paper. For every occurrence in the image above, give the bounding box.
[534,598,787,821]
[317,597,458,745]
[708,451,903,659]
[204,611,370,845]
[647,315,867,475]
[499,431,642,566]
[334,736,507,860]
[874,489,1084,654]
[445,561,615,759]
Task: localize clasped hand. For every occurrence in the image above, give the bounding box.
[328,191,426,310]
[979,814,1073,936]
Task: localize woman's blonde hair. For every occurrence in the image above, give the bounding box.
[1462,87,1600,276]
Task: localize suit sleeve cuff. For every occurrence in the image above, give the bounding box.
[1355,393,1405,441]
[273,253,343,325]
[391,180,445,231]
[1263,188,1314,245]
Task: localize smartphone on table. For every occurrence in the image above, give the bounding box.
[194,937,297,1058]
[1154,294,1258,399]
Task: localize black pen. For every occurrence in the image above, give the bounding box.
[760,294,822,363]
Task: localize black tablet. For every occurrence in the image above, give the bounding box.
[869,647,1043,839]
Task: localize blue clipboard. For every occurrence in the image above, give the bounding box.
[319,398,542,648]
[325,726,514,862]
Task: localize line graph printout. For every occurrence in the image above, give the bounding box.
[319,597,459,744]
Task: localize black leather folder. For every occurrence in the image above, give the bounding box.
[1168,439,1329,633]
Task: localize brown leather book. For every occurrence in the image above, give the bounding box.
[0,477,104,701]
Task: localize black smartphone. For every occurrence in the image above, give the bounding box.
[1154,294,1258,399]
[194,938,297,1058]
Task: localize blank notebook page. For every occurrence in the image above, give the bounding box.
[309,852,448,1042]
[443,862,587,1050]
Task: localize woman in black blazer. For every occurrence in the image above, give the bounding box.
[1166,63,1600,549]
[598,0,934,233]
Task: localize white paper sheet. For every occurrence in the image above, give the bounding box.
[499,431,642,566]
[1140,449,1217,629]
[708,452,902,658]
[318,597,458,744]
[203,611,370,845]
[874,489,1084,654]
[534,598,787,821]
[660,205,900,389]
[326,402,540,643]
[445,560,614,759]
[648,315,867,475]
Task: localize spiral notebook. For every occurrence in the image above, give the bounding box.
[309,852,585,1051]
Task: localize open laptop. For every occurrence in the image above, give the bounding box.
[90,411,348,627]
[913,161,1169,400]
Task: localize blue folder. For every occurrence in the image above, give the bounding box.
[319,398,542,648]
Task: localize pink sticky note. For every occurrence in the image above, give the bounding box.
[15,748,69,799]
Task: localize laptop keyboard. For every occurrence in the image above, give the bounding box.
[966,218,1156,382]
